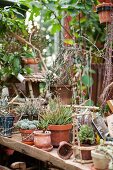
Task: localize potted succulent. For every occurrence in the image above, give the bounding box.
[16,119,38,145]
[91,144,113,170]
[96,3,113,24]
[15,99,42,120]
[74,125,96,162]
[33,119,52,152]
[40,98,73,147]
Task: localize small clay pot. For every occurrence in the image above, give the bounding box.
[57,141,73,160]
[34,130,53,152]
[20,129,35,145]
[22,58,39,64]
[98,0,112,3]
[96,3,113,24]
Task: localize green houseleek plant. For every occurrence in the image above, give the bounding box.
[78,124,95,145]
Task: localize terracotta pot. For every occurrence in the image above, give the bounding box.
[22,58,39,64]
[20,129,35,145]
[48,124,72,147]
[57,141,73,160]
[96,3,113,24]
[98,0,112,3]
[50,85,72,104]
[73,144,96,161]
[91,150,110,170]
[33,130,53,152]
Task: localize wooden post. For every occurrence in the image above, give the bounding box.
[28,81,34,98]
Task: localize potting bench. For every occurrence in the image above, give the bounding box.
[0,134,92,170]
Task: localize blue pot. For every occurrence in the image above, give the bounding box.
[1,115,14,137]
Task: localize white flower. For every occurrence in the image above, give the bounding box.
[43,49,47,53]
[46,35,50,40]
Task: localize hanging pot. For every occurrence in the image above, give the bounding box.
[96,3,113,24]
[98,0,112,3]
[22,58,39,64]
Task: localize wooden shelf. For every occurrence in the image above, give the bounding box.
[0,134,92,170]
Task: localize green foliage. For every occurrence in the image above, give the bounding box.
[38,119,49,131]
[39,98,73,125]
[20,0,105,49]
[16,119,39,129]
[78,124,95,145]
[15,99,43,120]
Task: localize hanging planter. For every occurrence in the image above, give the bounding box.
[98,0,112,3]
[96,3,113,24]
[22,58,39,64]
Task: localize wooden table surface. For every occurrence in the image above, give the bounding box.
[0,134,92,170]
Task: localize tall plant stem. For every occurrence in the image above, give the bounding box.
[11,32,48,71]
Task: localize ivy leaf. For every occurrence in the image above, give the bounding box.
[64,39,74,45]
[51,24,61,34]
[82,75,93,87]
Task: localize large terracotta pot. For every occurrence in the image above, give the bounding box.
[48,124,72,147]
[20,129,35,145]
[96,3,113,24]
[33,130,53,151]
[50,85,72,104]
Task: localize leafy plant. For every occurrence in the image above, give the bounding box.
[39,98,73,125]
[38,119,49,131]
[16,119,39,130]
[15,99,43,120]
[78,124,95,145]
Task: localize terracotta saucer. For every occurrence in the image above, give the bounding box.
[91,164,108,170]
[42,145,53,152]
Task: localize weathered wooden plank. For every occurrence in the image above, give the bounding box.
[0,134,91,170]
